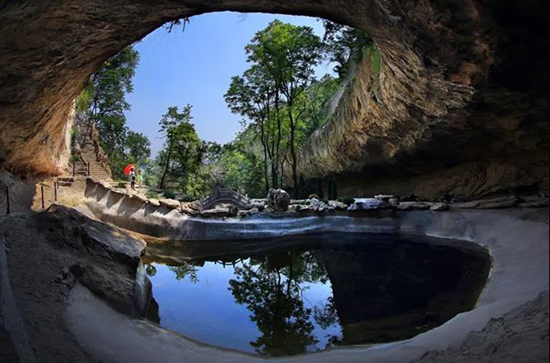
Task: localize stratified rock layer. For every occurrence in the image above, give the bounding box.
[0,0,548,198]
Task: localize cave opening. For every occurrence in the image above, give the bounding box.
[73,11,373,200]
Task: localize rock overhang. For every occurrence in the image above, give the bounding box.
[0,0,548,198]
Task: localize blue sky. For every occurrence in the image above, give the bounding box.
[125,12,332,157]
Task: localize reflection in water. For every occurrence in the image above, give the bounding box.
[143,233,490,357]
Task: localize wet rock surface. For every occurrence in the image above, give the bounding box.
[349,198,391,211]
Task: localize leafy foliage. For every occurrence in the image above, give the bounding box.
[76,46,151,180]
[228,251,328,356]
[226,20,326,197]
[321,20,373,77]
[125,131,151,166]
[169,264,199,283]
[157,105,202,191]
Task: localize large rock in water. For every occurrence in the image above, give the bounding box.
[267,189,291,212]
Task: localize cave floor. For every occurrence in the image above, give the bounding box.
[0,207,548,363]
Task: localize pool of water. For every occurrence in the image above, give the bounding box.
[142,233,491,357]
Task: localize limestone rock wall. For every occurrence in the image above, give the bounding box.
[298,0,549,199]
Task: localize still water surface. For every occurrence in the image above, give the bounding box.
[143,233,490,357]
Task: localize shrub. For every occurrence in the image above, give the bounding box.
[163,190,176,199]
[180,195,197,203]
[69,154,81,164]
[117,181,126,189]
[146,191,159,199]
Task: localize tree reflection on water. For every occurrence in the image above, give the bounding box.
[228,250,338,356]
[143,236,492,356]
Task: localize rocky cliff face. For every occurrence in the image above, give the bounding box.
[0,0,548,198]
[298,0,549,199]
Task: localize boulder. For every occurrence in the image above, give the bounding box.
[375,194,396,202]
[238,207,260,218]
[430,202,450,212]
[159,198,181,210]
[310,198,328,212]
[180,204,200,217]
[454,196,521,209]
[328,201,348,211]
[149,199,161,207]
[250,200,266,211]
[267,189,291,212]
[388,198,401,207]
[348,198,390,211]
[201,205,238,218]
[398,202,431,211]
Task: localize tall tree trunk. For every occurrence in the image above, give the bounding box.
[159,139,173,189]
[288,108,299,198]
[259,118,270,194]
[274,89,282,189]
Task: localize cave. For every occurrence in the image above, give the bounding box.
[1,0,548,198]
[0,1,549,363]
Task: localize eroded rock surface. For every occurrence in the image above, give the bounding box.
[299,1,549,200]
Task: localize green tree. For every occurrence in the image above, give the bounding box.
[229,256,318,356]
[76,46,141,178]
[298,74,340,138]
[243,20,324,197]
[322,20,372,77]
[158,105,201,191]
[125,131,151,166]
[226,65,276,193]
[85,47,139,155]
